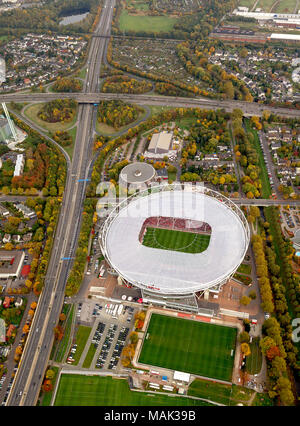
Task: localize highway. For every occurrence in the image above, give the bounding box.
[6,0,116,406]
[2,93,300,119]
[2,0,300,407]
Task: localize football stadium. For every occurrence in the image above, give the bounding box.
[99,183,250,304]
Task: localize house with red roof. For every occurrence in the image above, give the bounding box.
[6,324,16,339]
[3,296,11,308]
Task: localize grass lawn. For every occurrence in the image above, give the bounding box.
[244,119,271,199]
[119,10,178,33]
[142,227,211,254]
[188,379,232,405]
[246,337,262,375]
[233,272,252,285]
[139,314,237,382]
[252,392,274,406]
[72,325,92,365]
[96,109,146,136]
[175,116,198,130]
[82,343,97,368]
[237,0,257,8]
[237,263,252,275]
[40,366,59,406]
[53,305,75,363]
[148,105,174,117]
[63,126,77,159]
[76,67,87,80]
[24,103,77,133]
[188,379,255,406]
[54,375,213,406]
[274,0,297,13]
[256,0,277,12]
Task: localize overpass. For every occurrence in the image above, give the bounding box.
[1,92,300,118]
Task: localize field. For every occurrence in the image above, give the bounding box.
[139,314,237,382]
[142,227,211,254]
[246,337,263,374]
[238,0,298,13]
[53,374,214,406]
[72,326,92,365]
[188,379,256,406]
[24,103,78,133]
[118,10,178,33]
[244,119,272,199]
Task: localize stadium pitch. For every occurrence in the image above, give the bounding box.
[142,227,211,254]
[138,314,237,382]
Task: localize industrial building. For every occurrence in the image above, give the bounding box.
[0,250,25,279]
[144,131,179,160]
[148,132,173,154]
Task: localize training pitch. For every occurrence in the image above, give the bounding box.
[138,314,237,382]
[53,375,214,406]
[142,227,211,254]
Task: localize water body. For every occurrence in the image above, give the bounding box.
[59,12,89,26]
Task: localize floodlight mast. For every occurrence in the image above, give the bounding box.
[0,57,18,142]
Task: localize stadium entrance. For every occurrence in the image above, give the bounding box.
[141,290,199,314]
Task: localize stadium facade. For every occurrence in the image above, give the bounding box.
[99,183,250,312]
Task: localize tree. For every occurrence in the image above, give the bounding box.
[266,345,281,360]
[45,369,55,380]
[240,295,251,306]
[240,47,248,58]
[248,291,256,300]
[239,331,250,343]
[22,324,30,334]
[129,331,138,345]
[260,336,277,355]
[30,302,37,310]
[122,344,135,361]
[277,377,294,406]
[59,313,66,322]
[241,343,251,356]
[42,379,53,393]
[15,346,22,356]
[4,243,14,251]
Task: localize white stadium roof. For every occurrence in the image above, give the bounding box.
[100,185,250,295]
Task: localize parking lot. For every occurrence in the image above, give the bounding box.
[74,300,137,371]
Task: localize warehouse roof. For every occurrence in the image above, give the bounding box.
[148,132,173,153]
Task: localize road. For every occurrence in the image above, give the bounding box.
[2,92,300,118]
[6,0,116,406]
[2,1,300,407]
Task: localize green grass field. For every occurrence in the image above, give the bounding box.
[139,314,237,382]
[244,119,271,199]
[246,337,263,375]
[142,227,211,254]
[54,375,214,406]
[72,326,92,365]
[82,343,97,368]
[119,10,178,33]
[24,103,78,133]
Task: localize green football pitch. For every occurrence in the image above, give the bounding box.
[139,314,237,382]
[53,374,214,406]
[142,227,211,254]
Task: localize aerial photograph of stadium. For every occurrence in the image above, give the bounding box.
[0,0,299,414]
